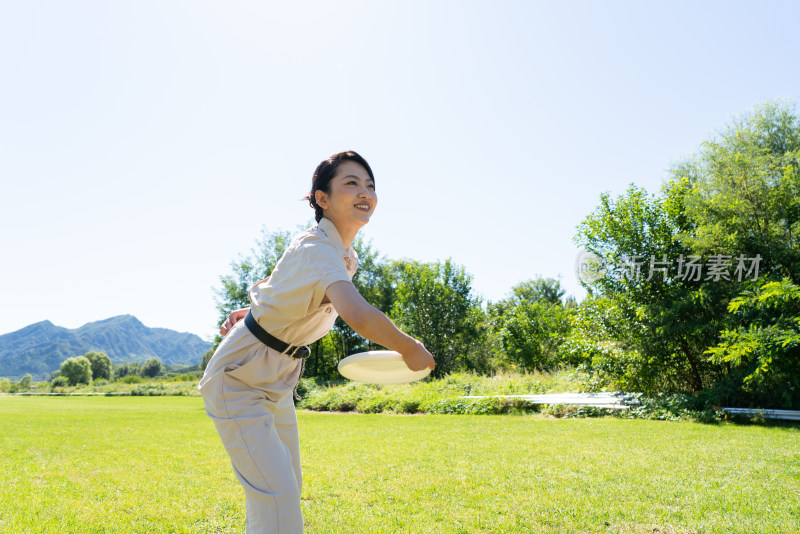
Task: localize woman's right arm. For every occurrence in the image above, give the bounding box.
[325,281,435,371]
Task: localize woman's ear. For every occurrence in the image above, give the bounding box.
[315,189,328,209]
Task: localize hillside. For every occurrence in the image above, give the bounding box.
[0,315,211,378]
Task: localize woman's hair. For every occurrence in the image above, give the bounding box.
[305,150,375,223]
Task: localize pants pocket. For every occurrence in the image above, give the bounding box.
[226,346,299,392]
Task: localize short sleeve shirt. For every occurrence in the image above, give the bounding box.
[248,217,358,347]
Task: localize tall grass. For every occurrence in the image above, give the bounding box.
[298,370,589,414]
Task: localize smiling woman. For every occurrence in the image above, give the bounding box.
[198,150,435,534]
[304,150,377,224]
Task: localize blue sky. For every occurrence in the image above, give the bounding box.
[2,1,799,341]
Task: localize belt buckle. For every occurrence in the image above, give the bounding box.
[289,345,311,360]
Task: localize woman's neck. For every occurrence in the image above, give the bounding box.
[323,216,361,249]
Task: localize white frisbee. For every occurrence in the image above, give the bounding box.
[337,350,431,384]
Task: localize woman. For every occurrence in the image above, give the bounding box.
[199,150,436,534]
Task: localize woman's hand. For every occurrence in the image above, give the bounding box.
[220,308,249,336]
[401,339,436,372]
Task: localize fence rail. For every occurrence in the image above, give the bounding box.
[721,408,800,421]
[461,392,635,410]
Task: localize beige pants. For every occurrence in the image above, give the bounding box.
[199,320,304,534]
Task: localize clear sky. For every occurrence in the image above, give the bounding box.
[2,1,799,342]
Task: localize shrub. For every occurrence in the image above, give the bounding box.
[131,383,166,396]
[50,376,69,388]
[119,375,143,384]
[165,373,199,382]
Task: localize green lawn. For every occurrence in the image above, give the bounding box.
[1,396,797,533]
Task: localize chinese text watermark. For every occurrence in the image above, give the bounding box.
[575,251,761,284]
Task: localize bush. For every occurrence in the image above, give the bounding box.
[297,371,584,415]
[50,376,69,388]
[164,373,200,382]
[131,383,167,396]
[118,375,143,384]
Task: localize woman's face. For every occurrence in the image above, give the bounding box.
[316,160,377,229]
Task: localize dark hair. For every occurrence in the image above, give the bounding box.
[305,150,375,222]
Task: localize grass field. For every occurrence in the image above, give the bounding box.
[1,396,798,533]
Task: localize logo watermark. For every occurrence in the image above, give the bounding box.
[575,251,762,284]
[574,250,607,285]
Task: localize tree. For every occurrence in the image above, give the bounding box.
[115,361,142,378]
[488,277,573,372]
[575,101,800,403]
[496,300,572,372]
[705,278,800,409]
[672,101,800,407]
[675,100,800,283]
[19,374,32,390]
[60,356,92,386]
[84,351,112,381]
[389,259,483,376]
[509,277,567,305]
[200,348,214,371]
[140,357,163,378]
[576,184,731,393]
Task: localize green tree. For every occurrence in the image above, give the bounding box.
[115,361,142,379]
[675,100,800,282]
[488,277,573,372]
[0,377,10,393]
[140,357,163,378]
[705,279,800,408]
[509,277,567,305]
[200,348,214,371]
[60,356,92,386]
[559,295,647,391]
[576,184,731,393]
[389,259,483,376]
[19,374,32,390]
[575,101,800,402]
[673,101,800,407]
[496,300,572,372]
[84,351,112,381]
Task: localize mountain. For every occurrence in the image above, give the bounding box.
[0,315,212,378]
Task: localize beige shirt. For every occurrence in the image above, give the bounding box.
[248,217,358,347]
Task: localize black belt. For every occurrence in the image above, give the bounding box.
[244,310,311,359]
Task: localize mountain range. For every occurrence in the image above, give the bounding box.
[0,315,212,379]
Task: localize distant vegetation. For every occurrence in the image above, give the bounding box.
[0,350,201,395]
[0,315,211,379]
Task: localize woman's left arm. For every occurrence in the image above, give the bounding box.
[219,307,250,336]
